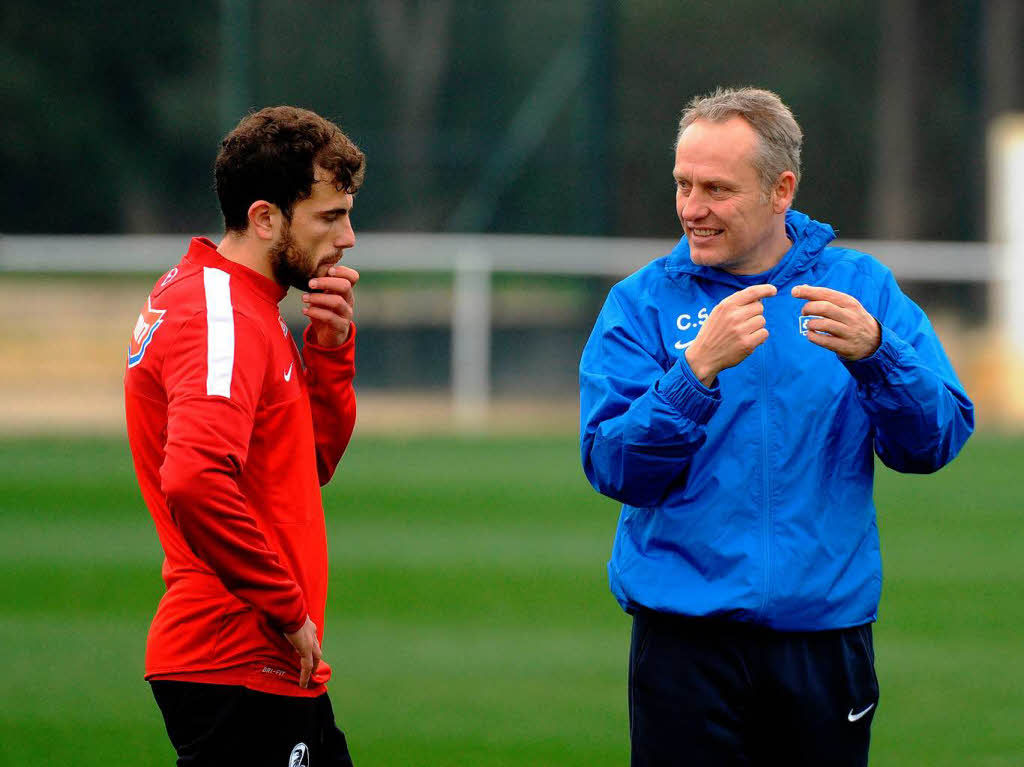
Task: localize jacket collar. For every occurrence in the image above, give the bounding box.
[664,209,836,288]
[184,237,288,305]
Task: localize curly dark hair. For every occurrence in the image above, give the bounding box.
[214,106,366,232]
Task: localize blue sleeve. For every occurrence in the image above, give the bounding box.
[842,269,974,473]
[579,287,721,507]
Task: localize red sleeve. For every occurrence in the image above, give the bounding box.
[301,322,357,486]
[160,310,307,633]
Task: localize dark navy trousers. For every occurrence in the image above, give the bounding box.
[629,609,879,766]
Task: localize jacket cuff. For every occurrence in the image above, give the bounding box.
[302,323,356,384]
[281,608,309,636]
[656,357,721,425]
[302,321,356,357]
[842,324,905,385]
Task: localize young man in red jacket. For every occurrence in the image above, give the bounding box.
[125,106,365,766]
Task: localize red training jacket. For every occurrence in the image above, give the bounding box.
[124,237,356,697]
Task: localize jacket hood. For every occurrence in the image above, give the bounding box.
[664,209,836,288]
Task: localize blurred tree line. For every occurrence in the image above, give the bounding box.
[2,0,1021,241]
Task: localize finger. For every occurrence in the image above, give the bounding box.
[728,283,777,305]
[791,284,854,307]
[746,327,770,350]
[303,292,353,314]
[308,266,359,288]
[303,306,350,327]
[329,265,359,284]
[804,317,849,338]
[714,299,766,323]
[311,642,322,674]
[735,300,766,320]
[299,653,312,688]
[804,327,853,356]
[308,276,353,295]
[302,298,352,323]
[740,314,768,334]
[800,300,845,320]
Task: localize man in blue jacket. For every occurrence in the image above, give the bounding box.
[579,87,974,766]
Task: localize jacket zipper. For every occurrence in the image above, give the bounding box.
[757,343,773,620]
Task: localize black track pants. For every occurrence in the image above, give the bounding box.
[151,681,354,767]
[629,610,878,767]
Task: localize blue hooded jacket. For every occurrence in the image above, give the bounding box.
[579,210,974,630]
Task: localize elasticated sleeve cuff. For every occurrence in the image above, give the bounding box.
[301,323,356,386]
[281,611,309,636]
[655,357,722,425]
[842,324,907,385]
[302,321,356,361]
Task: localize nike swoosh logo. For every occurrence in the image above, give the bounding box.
[674,339,695,350]
[284,363,294,382]
[848,703,875,722]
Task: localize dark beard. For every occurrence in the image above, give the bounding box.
[268,226,318,291]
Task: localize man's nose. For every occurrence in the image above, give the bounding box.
[681,190,708,221]
[335,218,355,249]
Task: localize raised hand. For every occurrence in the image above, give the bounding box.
[685,283,777,386]
[303,265,360,347]
[791,284,881,361]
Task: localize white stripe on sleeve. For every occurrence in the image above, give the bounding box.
[203,267,234,397]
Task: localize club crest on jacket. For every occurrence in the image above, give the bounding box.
[128,296,166,368]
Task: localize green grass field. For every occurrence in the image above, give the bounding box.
[0,434,1021,766]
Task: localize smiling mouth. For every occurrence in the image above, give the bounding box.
[688,226,723,239]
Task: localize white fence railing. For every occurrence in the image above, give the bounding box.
[0,234,994,426]
[0,232,994,279]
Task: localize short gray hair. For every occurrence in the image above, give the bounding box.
[677,87,803,198]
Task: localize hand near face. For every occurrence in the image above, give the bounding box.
[685,284,777,386]
[303,265,359,347]
[792,284,881,361]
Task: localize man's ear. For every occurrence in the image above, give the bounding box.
[771,171,797,214]
[247,200,281,241]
